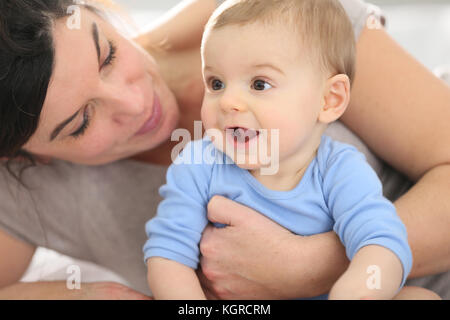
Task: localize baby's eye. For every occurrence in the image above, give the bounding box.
[209,78,225,91]
[251,79,272,91]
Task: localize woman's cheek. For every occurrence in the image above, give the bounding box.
[79,131,117,161]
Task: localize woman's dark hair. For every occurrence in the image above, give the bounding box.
[0,0,100,181]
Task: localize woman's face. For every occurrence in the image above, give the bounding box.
[23,8,180,165]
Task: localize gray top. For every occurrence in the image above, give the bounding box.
[1,0,448,298]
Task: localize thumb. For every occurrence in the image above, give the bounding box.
[207,195,253,227]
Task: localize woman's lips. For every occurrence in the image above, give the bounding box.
[135,93,162,136]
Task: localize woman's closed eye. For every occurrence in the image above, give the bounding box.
[102,40,117,68]
[70,40,117,138]
[71,104,93,138]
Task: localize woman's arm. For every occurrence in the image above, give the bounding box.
[198,24,450,299]
[0,281,151,300]
[0,230,150,299]
[340,25,450,277]
[341,27,450,182]
[134,0,217,52]
[0,230,35,288]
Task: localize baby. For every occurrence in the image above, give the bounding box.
[144,0,430,300]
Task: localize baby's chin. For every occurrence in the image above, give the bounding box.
[226,154,272,171]
[233,161,263,171]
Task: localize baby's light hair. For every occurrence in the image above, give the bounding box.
[203,0,356,85]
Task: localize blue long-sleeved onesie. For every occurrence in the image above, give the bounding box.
[143,135,412,296]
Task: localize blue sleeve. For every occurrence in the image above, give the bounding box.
[143,139,213,269]
[322,145,412,288]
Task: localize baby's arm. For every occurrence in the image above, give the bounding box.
[323,144,412,300]
[143,139,215,299]
[147,257,206,300]
[329,245,403,300]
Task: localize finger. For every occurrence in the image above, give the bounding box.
[203,286,219,300]
[207,196,235,226]
[207,195,256,226]
[201,224,214,242]
[196,266,218,300]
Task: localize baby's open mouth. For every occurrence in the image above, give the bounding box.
[228,127,260,143]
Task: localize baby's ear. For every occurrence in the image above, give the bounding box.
[318,74,351,124]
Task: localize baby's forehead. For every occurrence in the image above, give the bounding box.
[206,15,315,54]
[203,21,314,64]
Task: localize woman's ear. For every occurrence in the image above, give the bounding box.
[318,74,351,124]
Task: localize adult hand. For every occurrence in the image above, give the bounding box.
[197,195,303,300]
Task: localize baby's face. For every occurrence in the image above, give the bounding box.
[201,21,326,170]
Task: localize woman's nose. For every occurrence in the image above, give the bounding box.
[108,83,146,123]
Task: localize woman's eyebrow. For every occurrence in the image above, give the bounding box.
[92,22,101,64]
[49,22,100,142]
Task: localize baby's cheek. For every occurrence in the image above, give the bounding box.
[264,115,293,139]
[201,103,218,131]
[268,120,304,153]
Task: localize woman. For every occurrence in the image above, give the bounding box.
[0,0,448,299]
